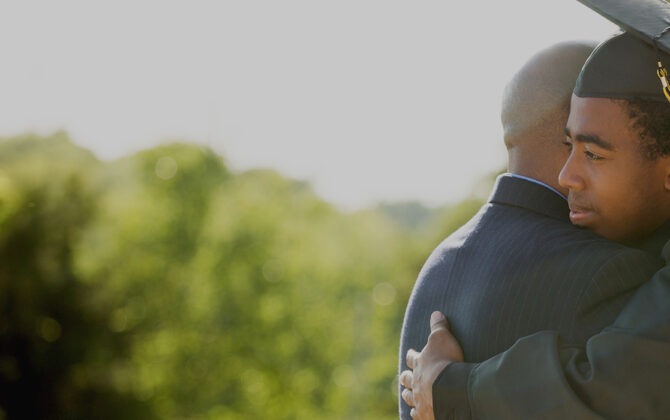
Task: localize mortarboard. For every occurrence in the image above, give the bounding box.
[574,0,670,103]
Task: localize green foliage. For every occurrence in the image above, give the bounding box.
[0,133,484,419]
[0,133,152,419]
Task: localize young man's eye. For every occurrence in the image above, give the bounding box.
[585,150,603,160]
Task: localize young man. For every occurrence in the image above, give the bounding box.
[401,4,670,418]
[397,38,667,420]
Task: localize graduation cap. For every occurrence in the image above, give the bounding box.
[574,0,670,103]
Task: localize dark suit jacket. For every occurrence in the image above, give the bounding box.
[398,174,663,420]
[433,236,670,420]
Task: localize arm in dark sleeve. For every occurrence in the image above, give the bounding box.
[432,362,476,420]
[432,331,605,420]
[433,256,670,419]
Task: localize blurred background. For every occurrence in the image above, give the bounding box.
[0,1,616,419]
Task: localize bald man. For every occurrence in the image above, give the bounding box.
[397,41,664,419]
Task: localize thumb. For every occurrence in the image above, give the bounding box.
[430,311,449,333]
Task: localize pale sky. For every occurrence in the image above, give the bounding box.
[0,1,617,210]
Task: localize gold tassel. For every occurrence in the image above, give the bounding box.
[657,61,670,103]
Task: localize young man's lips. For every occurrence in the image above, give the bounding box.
[568,205,594,224]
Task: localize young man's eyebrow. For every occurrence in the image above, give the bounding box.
[563,127,615,151]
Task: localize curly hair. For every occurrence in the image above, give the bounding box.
[625,99,670,160]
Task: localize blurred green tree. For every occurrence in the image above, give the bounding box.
[0,132,152,419]
[0,133,485,420]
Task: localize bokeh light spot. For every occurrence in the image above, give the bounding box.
[155,156,178,180]
[0,356,20,382]
[242,369,269,405]
[333,365,354,388]
[39,317,62,342]
[109,308,129,332]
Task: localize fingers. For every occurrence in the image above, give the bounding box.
[401,388,415,407]
[410,408,417,419]
[406,348,420,369]
[399,370,413,389]
[430,311,449,333]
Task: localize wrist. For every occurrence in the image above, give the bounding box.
[432,362,476,420]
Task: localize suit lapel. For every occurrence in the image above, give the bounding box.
[488,174,570,223]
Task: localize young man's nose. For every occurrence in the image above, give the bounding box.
[558,154,585,192]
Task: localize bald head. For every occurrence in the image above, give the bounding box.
[502,41,597,195]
